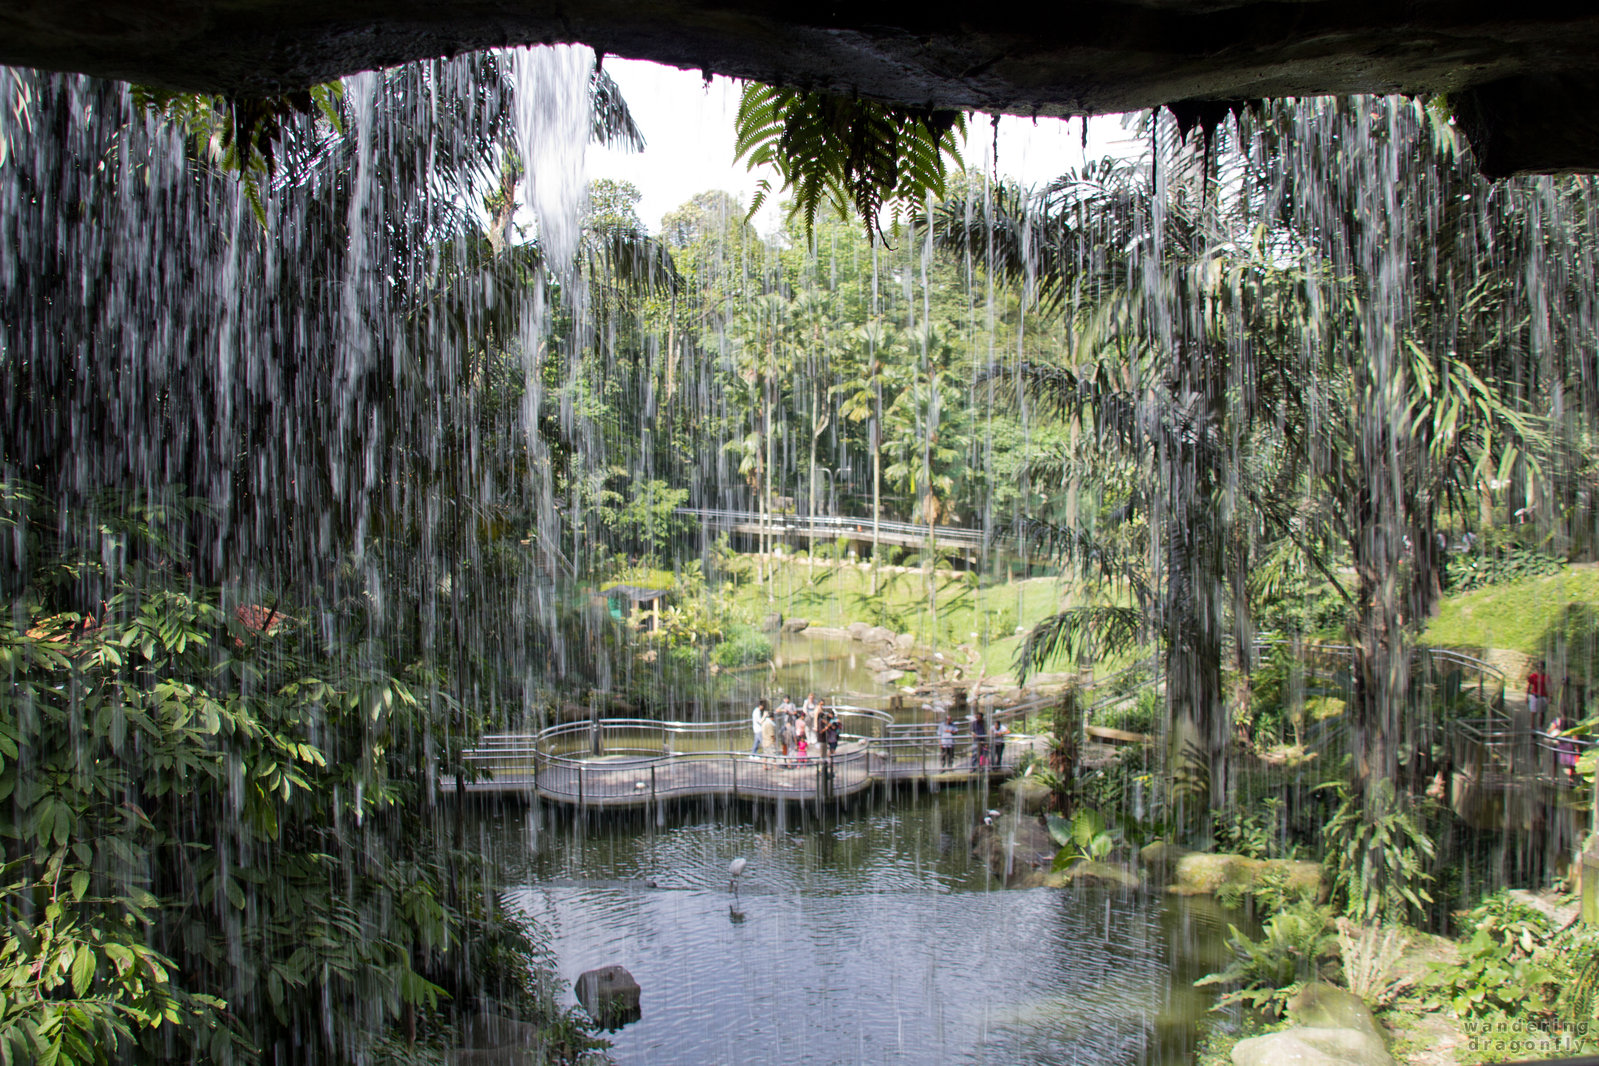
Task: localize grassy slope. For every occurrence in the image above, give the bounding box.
[721,557,1071,678]
[1422,565,1599,677]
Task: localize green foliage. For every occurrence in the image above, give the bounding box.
[712,624,774,668]
[1447,546,1565,593]
[0,488,600,1063]
[1214,798,1296,861]
[1323,783,1436,924]
[734,83,964,239]
[595,475,690,559]
[131,83,343,224]
[1078,747,1160,819]
[1215,866,1317,914]
[1195,901,1338,1017]
[1422,893,1554,1019]
[1553,926,1599,1037]
[1046,809,1118,867]
[1093,686,1159,735]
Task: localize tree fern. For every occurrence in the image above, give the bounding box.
[734,83,964,241]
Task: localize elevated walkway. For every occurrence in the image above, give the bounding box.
[448,705,1045,808]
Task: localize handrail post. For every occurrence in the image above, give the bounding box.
[651,764,657,804]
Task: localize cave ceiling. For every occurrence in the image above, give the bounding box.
[2,1,1598,174]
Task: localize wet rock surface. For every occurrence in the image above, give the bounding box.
[1232,983,1396,1066]
[575,964,641,1029]
[7,2,1599,173]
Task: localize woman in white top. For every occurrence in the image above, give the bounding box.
[751,699,768,755]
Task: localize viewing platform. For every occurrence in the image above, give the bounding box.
[446,706,1044,808]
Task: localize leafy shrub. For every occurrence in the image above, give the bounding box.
[1214,865,1317,913]
[1422,892,1554,1019]
[1047,809,1119,867]
[1446,547,1564,593]
[1195,901,1338,1017]
[1214,797,1295,860]
[712,625,774,667]
[1094,686,1159,735]
[1323,783,1436,924]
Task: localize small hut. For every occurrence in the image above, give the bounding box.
[602,584,668,630]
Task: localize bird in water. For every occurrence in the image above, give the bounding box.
[728,857,747,897]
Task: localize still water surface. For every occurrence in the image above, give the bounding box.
[479,790,1239,1065]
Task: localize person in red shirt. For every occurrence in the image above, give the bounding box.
[1528,660,1552,722]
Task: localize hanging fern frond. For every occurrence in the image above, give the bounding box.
[734,82,965,241]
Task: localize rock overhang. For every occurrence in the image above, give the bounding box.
[1,1,1597,175]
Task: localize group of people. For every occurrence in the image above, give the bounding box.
[1528,660,1585,780]
[750,693,840,766]
[935,709,1009,770]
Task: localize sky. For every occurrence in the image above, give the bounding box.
[584,58,1143,237]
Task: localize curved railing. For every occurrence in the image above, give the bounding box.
[459,705,902,805]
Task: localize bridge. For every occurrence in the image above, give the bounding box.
[676,507,1011,556]
[447,703,1051,808]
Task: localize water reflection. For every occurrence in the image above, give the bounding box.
[478,794,1234,1065]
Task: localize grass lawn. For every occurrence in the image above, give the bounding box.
[1422,564,1599,677]
[720,556,1074,678]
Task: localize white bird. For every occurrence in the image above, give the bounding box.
[987,809,1001,818]
[728,857,747,896]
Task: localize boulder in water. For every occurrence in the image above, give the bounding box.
[575,965,641,1029]
[998,775,1054,814]
[864,624,897,646]
[1059,860,1141,890]
[971,815,1057,884]
[846,621,871,640]
[781,617,809,633]
[1137,840,1194,880]
[759,611,784,633]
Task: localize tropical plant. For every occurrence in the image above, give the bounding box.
[1323,783,1436,924]
[0,488,604,1063]
[1047,809,1119,867]
[733,84,965,239]
[1195,901,1338,1017]
[1337,920,1412,1008]
[712,625,775,668]
[1422,892,1554,1020]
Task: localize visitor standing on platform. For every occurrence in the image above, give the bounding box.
[991,719,1008,769]
[751,698,768,755]
[970,711,989,770]
[760,707,778,759]
[821,708,840,762]
[1528,660,1552,723]
[938,716,956,768]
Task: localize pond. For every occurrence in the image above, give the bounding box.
[476,789,1245,1065]
[710,632,901,709]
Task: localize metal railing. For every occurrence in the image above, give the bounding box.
[1450,716,1595,780]
[455,702,1041,804]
